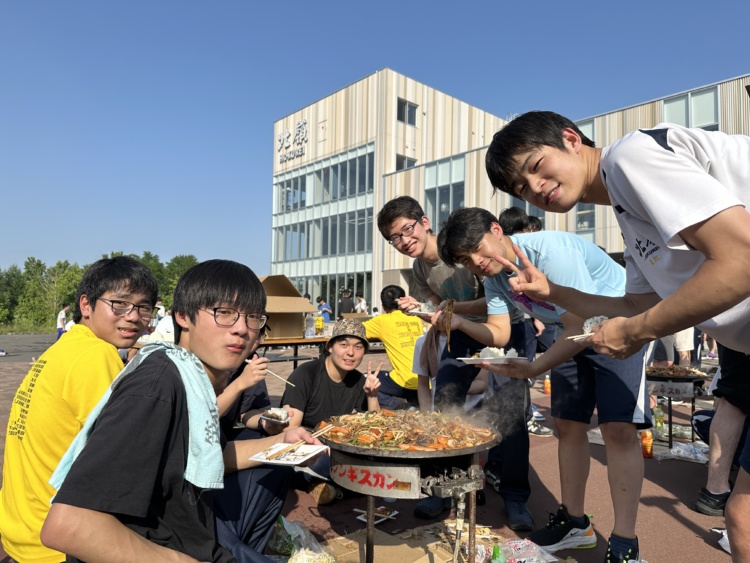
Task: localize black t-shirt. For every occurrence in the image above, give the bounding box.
[219,368,272,437]
[280,357,367,428]
[54,352,235,563]
[338,297,355,315]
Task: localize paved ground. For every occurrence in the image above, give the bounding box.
[0,334,732,562]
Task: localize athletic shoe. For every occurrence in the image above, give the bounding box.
[505,500,534,531]
[532,405,546,421]
[528,505,597,552]
[695,487,731,516]
[308,482,341,505]
[604,538,641,562]
[527,420,554,437]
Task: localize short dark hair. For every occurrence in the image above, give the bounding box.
[172,259,266,345]
[376,196,431,238]
[316,296,324,303]
[527,216,543,232]
[380,285,405,312]
[437,207,497,268]
[74,256,158,323]
[498,207,530,235]
[486,111,595,196]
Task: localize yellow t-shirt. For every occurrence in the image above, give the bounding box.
[363,310,425,390]
[0,324,124,563]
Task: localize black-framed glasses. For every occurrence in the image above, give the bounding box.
[387,220,420,245]
[204,307,268,331]
[97,297,154,320]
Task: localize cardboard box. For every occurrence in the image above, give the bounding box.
[260,275,318,340]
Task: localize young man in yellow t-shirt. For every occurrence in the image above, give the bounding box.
[363,284,425,410]
[0,256,158,563]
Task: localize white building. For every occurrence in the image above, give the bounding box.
[272,69,750,316]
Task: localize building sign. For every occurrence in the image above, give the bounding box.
[278,119,308,164]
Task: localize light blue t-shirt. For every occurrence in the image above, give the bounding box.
[485,231,626,324]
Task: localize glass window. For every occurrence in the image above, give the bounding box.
[366,208,373,251]
[330,215,338,256]
[424,156,465,229]
[299,175,306,209]
[664,86,718,130]
[357,155,367,194]
[322,217,330,257]
[396,154,417,170]
[356,209,366,252]
[347,211,356,254]
[367,153,374,192]
[338,213,347,254]
[576,203,595,239]
[664,95,689,126]
[348,157,357,197]
[340,161,349,198]
[577,119,595,143]
[397,98,417,126]
[691,88,718,129]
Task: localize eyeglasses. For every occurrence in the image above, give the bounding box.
[387,220,420,245]
[204,307,268,331]
[97,297,154,320]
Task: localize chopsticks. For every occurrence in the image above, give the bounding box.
[353,508,398,520]
[565,333,593,341]
[245,359,296,387]
[265,424,334,461]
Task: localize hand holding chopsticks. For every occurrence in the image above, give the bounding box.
[265,424,334,461]
[244,358,296,387]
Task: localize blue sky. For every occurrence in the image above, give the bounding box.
[2,1,748,275]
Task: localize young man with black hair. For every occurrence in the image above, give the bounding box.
[363,285,425,410]
[0,256,158,563]
[485,110,750,560]
[42,259,320,563]
[376,196,533,527]
[282,319,382,504]
[438,207,650,563]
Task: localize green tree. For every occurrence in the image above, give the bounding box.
[162,255,199,308]
[14,258,51,329]
[138,251,168,299]
[0,265,24,324]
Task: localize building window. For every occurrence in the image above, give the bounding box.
[397,98,418,126]
[509,197,546,230]
[575,203,595,242]
[576,119,595,144]
[396,154,417,171]
[664,86,719,131]
[425,156,465,228]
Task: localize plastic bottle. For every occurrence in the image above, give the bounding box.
[641,429,653,458]
[543,374,551,395]
[314,313,324,336]
[304,313,315,338]
[491,544,506,563]
[653,405,664,431]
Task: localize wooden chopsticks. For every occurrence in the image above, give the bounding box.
[565,333,593,341]
[265,424,334,461]
[353,508,397,520]
[244,359,296,387]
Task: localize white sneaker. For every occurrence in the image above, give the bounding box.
[532,407,546,421]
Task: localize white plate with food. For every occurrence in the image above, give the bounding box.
[459,346,526,364]
[355,506,398,524]
[259,408,291,425]
[250,443,327,466]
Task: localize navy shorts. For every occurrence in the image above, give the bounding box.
[551,344,651,429]
[715,343,750,473]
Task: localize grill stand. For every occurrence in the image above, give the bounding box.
[330,449,485,563]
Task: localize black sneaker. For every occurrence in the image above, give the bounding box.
[528,505,597,552]
[695,487,731,516]
[604,538,641,562]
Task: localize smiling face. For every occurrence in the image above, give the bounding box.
[79,289,151,349]
[175,306,259,381]
[453,223,510,278]
[326,336,366,375]
[384,216,431,259]
[509,129,589,213]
